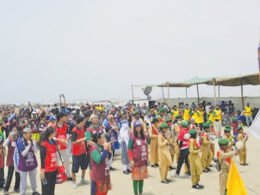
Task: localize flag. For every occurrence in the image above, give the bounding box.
[247,110,260,140]
[226,160,247,195]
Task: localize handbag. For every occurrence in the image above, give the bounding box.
[56,147,68,184]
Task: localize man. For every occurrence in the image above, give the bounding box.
[243,103,253,127]
[71,116,88,189]
[213,106,222,138]
[217,138,238,195]
[171,105,179,120]
[183,104,191,122]
[16,128,40,195]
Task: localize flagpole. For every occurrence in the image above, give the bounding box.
[258,41,260,89]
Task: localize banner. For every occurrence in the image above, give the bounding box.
[247,110,260,140]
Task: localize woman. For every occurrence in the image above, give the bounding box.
[3,127,20,194]
[118,111,131,174]
[158,123,172,184]
[128,121,148,195]
[16,128,40,195]
[102,114,119,170]
[90,132,112,195]
[40,127,58,195]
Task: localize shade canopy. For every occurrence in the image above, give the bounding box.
[212,73,259,86]
[157,73,259,88]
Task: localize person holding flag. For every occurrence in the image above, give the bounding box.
[217,138,239,195]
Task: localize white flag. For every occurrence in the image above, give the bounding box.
[248,110,260,140]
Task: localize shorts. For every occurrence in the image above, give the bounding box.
[72,153,88,173]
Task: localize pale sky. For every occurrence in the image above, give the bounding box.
[0,0,260,104]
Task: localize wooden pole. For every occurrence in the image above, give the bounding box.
[241,79,245,109]
[161,87,165,102]
[167,86,170,99]
[258,41,260,93]
[196,84,200,104]
[213,79,217,106]
[218,86,221,98]
[131,84,134,104]
[185,87,188,99]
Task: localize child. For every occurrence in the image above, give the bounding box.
[90,132,112,195]
[237,126,248,166]
[158,123,172,184]
[189,129,203,189]
[201,123,213,173]
[128,121,148,195]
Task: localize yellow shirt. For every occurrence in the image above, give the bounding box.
[208,112,215,123]
[183,109,191,121]
[197,110,204,124]
[244,106,252,116]
[172,110,179,118]
[214,109,222,121]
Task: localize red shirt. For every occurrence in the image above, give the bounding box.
[55,123,68,150]
[178,127,190,150]
[72,127,86,156]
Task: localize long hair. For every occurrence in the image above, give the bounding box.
[41,127,55,142]
[134,126,145,140]
[93,131,105,144]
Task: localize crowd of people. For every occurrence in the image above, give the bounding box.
[0,101,253,195]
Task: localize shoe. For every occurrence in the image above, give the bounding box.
[203,169,209,173]
[81,179,88,185]
[127,169,131,173]
[155,164,159,167]
[67,177,73,181]
[151,165,156,168]
[198,184,204,188]
[3,190,9,195]
[172,172,180,178]
[166,178,172,183]
[169,166,175,170]
[110,167,116,171]
[14,188,20,193]
[72,182,77,189]
[161,180,169,184]
[209,164,213,167]
[32,192,41,195]
[192,184,203,189]
[206,167,211,172]
[123,171,129,174]
[185,172,191,176]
